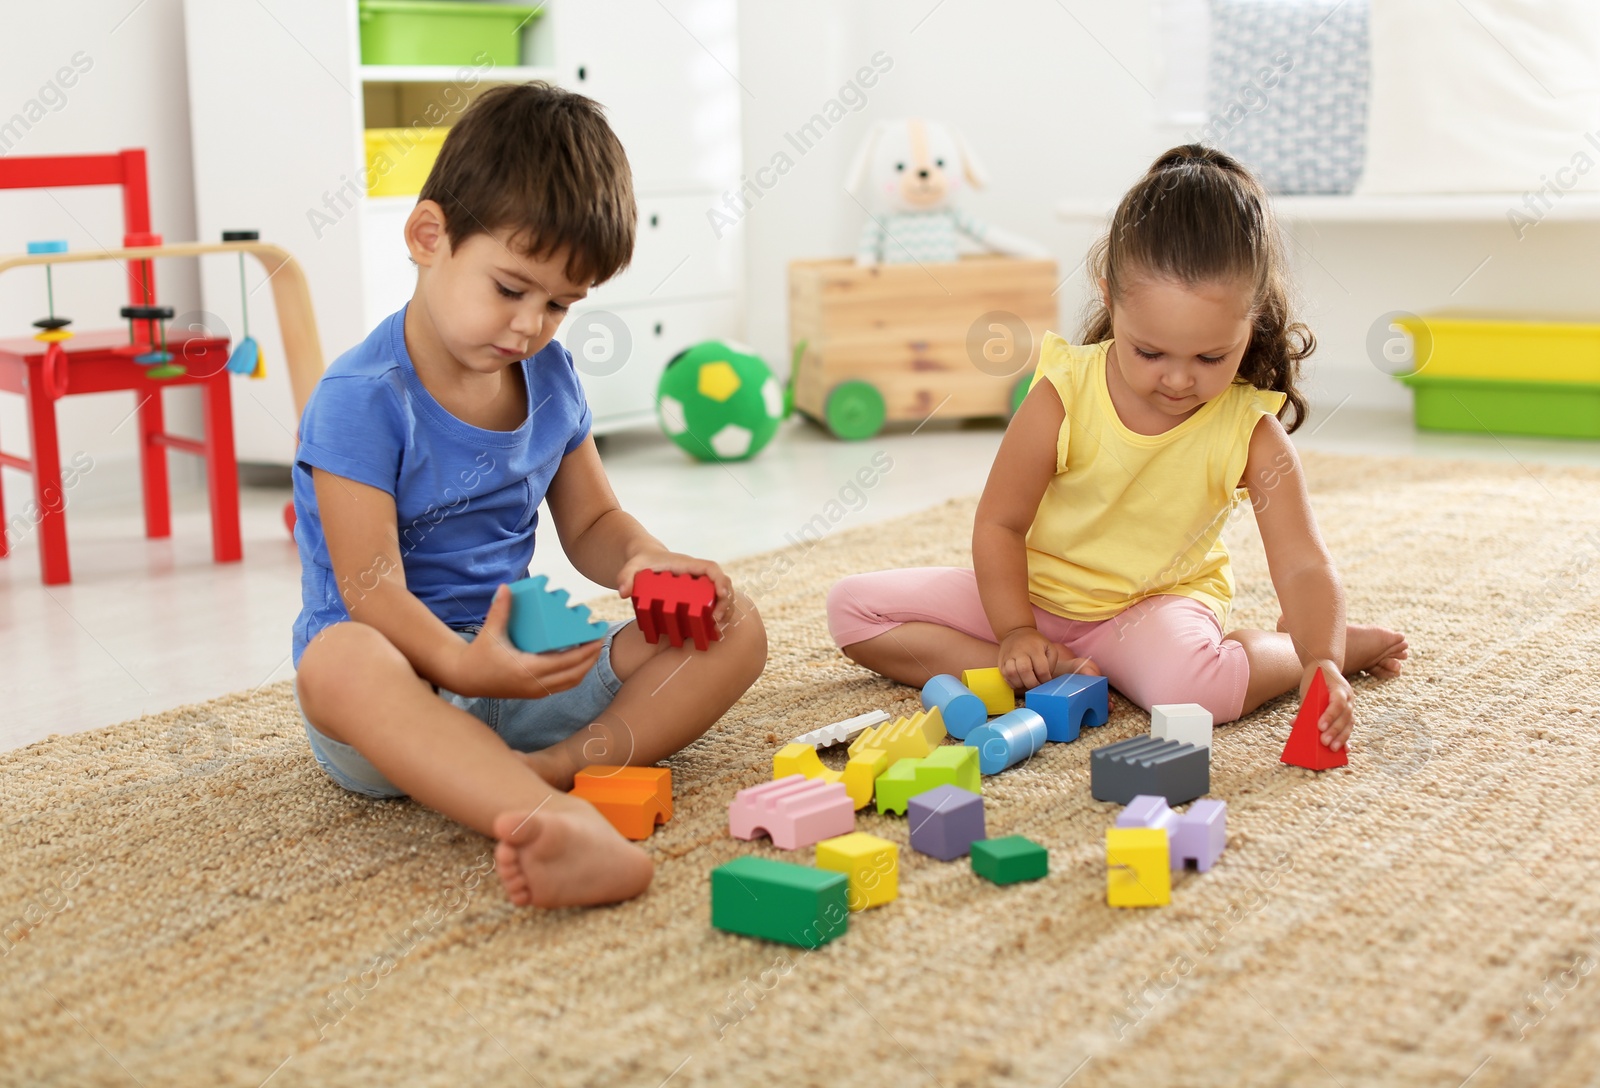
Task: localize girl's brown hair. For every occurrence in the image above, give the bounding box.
[1080,144,1313,432]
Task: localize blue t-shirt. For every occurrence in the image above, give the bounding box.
[290,305,592,668]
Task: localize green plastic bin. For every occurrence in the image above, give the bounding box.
[1398,373,1600,440]
[358,1,541,68]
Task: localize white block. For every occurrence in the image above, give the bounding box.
[792,710,890,749]
[1151,703,1213,749]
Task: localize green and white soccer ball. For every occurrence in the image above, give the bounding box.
[655,340,786,462]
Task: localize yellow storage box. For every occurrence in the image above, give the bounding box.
[1397,312,1600,383]
[364,127,449,197]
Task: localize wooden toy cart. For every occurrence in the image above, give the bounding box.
[788,255,1058,439]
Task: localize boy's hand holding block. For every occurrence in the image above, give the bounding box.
[632,569,720,650]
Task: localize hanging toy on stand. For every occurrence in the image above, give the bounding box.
[223,230,265,379]
[27,240,73,400]
[114,230,184,381]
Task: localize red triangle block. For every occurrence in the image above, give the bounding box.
[1280,668,1347,770]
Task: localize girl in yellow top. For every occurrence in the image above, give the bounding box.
[828,145,1407,749]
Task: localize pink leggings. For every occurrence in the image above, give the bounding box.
[826,567,1251,724]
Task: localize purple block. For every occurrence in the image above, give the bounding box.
[1116,794,1176,836]
[1172,799,1227,872]
[907,784,986,860]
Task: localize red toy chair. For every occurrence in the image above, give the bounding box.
[0,149,235,583]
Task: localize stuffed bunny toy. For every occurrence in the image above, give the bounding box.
[847,118,1049,266]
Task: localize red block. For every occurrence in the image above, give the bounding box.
[632,569,720,650]
[1280,668,1348,770]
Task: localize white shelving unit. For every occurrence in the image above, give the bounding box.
[1057,193,1600,225]
[183,0,744,465]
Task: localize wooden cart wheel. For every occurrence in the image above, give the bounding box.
[825,380,886,440]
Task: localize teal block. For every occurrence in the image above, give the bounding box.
[970,835,1049,885]
[710,856,849,948]
[507,574,610,653]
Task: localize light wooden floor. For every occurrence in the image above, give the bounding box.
[3,407,1598,753]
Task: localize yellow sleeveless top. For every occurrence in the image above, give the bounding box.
[1024,335,1286,630]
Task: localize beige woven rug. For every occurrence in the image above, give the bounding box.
[4,451,1600,1087]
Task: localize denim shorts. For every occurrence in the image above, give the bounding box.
[298,621,628,799]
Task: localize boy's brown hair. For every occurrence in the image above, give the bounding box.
[419,81,635,287]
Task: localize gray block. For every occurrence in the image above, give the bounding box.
[1090,736,1210,806]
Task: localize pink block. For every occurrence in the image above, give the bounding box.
[728,775,855,850]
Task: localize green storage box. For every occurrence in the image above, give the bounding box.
[1398,373,1600,440]
[358,1,541,68]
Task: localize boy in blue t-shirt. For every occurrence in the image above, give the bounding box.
[292,83,766,909]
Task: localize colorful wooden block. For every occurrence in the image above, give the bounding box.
[1091,737,1210,806]
[1151,703,1213,749]
[792,709,889,749]
[1106,827,1170,907]
[907,784,986,860]
[1024,672,1109,743]
[570,766,672,840]
[728,775,854,850]
[711,856,849,948]
[847,707,946,763]
[1115,794,1176,837]
[773,743,842,786]
[815,832,898,910]
[1172,799,1227,872]
[632,568,720,650]
[971,835,1049,885]
[921,674,987,739]
[873,745,981,814]
[962,667,1016,716]
[841,747,890,810]
[965,708,1048,774]
[507,575,611,653]
[1280,668,1347,770]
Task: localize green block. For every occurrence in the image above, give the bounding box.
[875,746,982,815]
[922,744,981,794]
[874,760,922,815]
[970,835,1049,885]
[710,856,849,948]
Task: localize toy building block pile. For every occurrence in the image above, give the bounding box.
[713,661,1335,945]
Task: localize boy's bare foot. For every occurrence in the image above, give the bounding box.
[1275,616,1409,680]
[492,795,653,908]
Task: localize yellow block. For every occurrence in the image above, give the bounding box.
[962,667,1015,715]
[773,742,841,785]
[847,707,946,763]
[841,747,890,809]
[1106,828,1170,907]
[816,832,898,910]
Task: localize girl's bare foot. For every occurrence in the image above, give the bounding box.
[491,795,653,908]
[1275,616,1409,680]
[1050,654,1102,679]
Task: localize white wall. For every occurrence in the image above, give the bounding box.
[735,0,1600,418]
[0,0,205,510]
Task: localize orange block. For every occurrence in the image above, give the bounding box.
[571,766,673,840]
